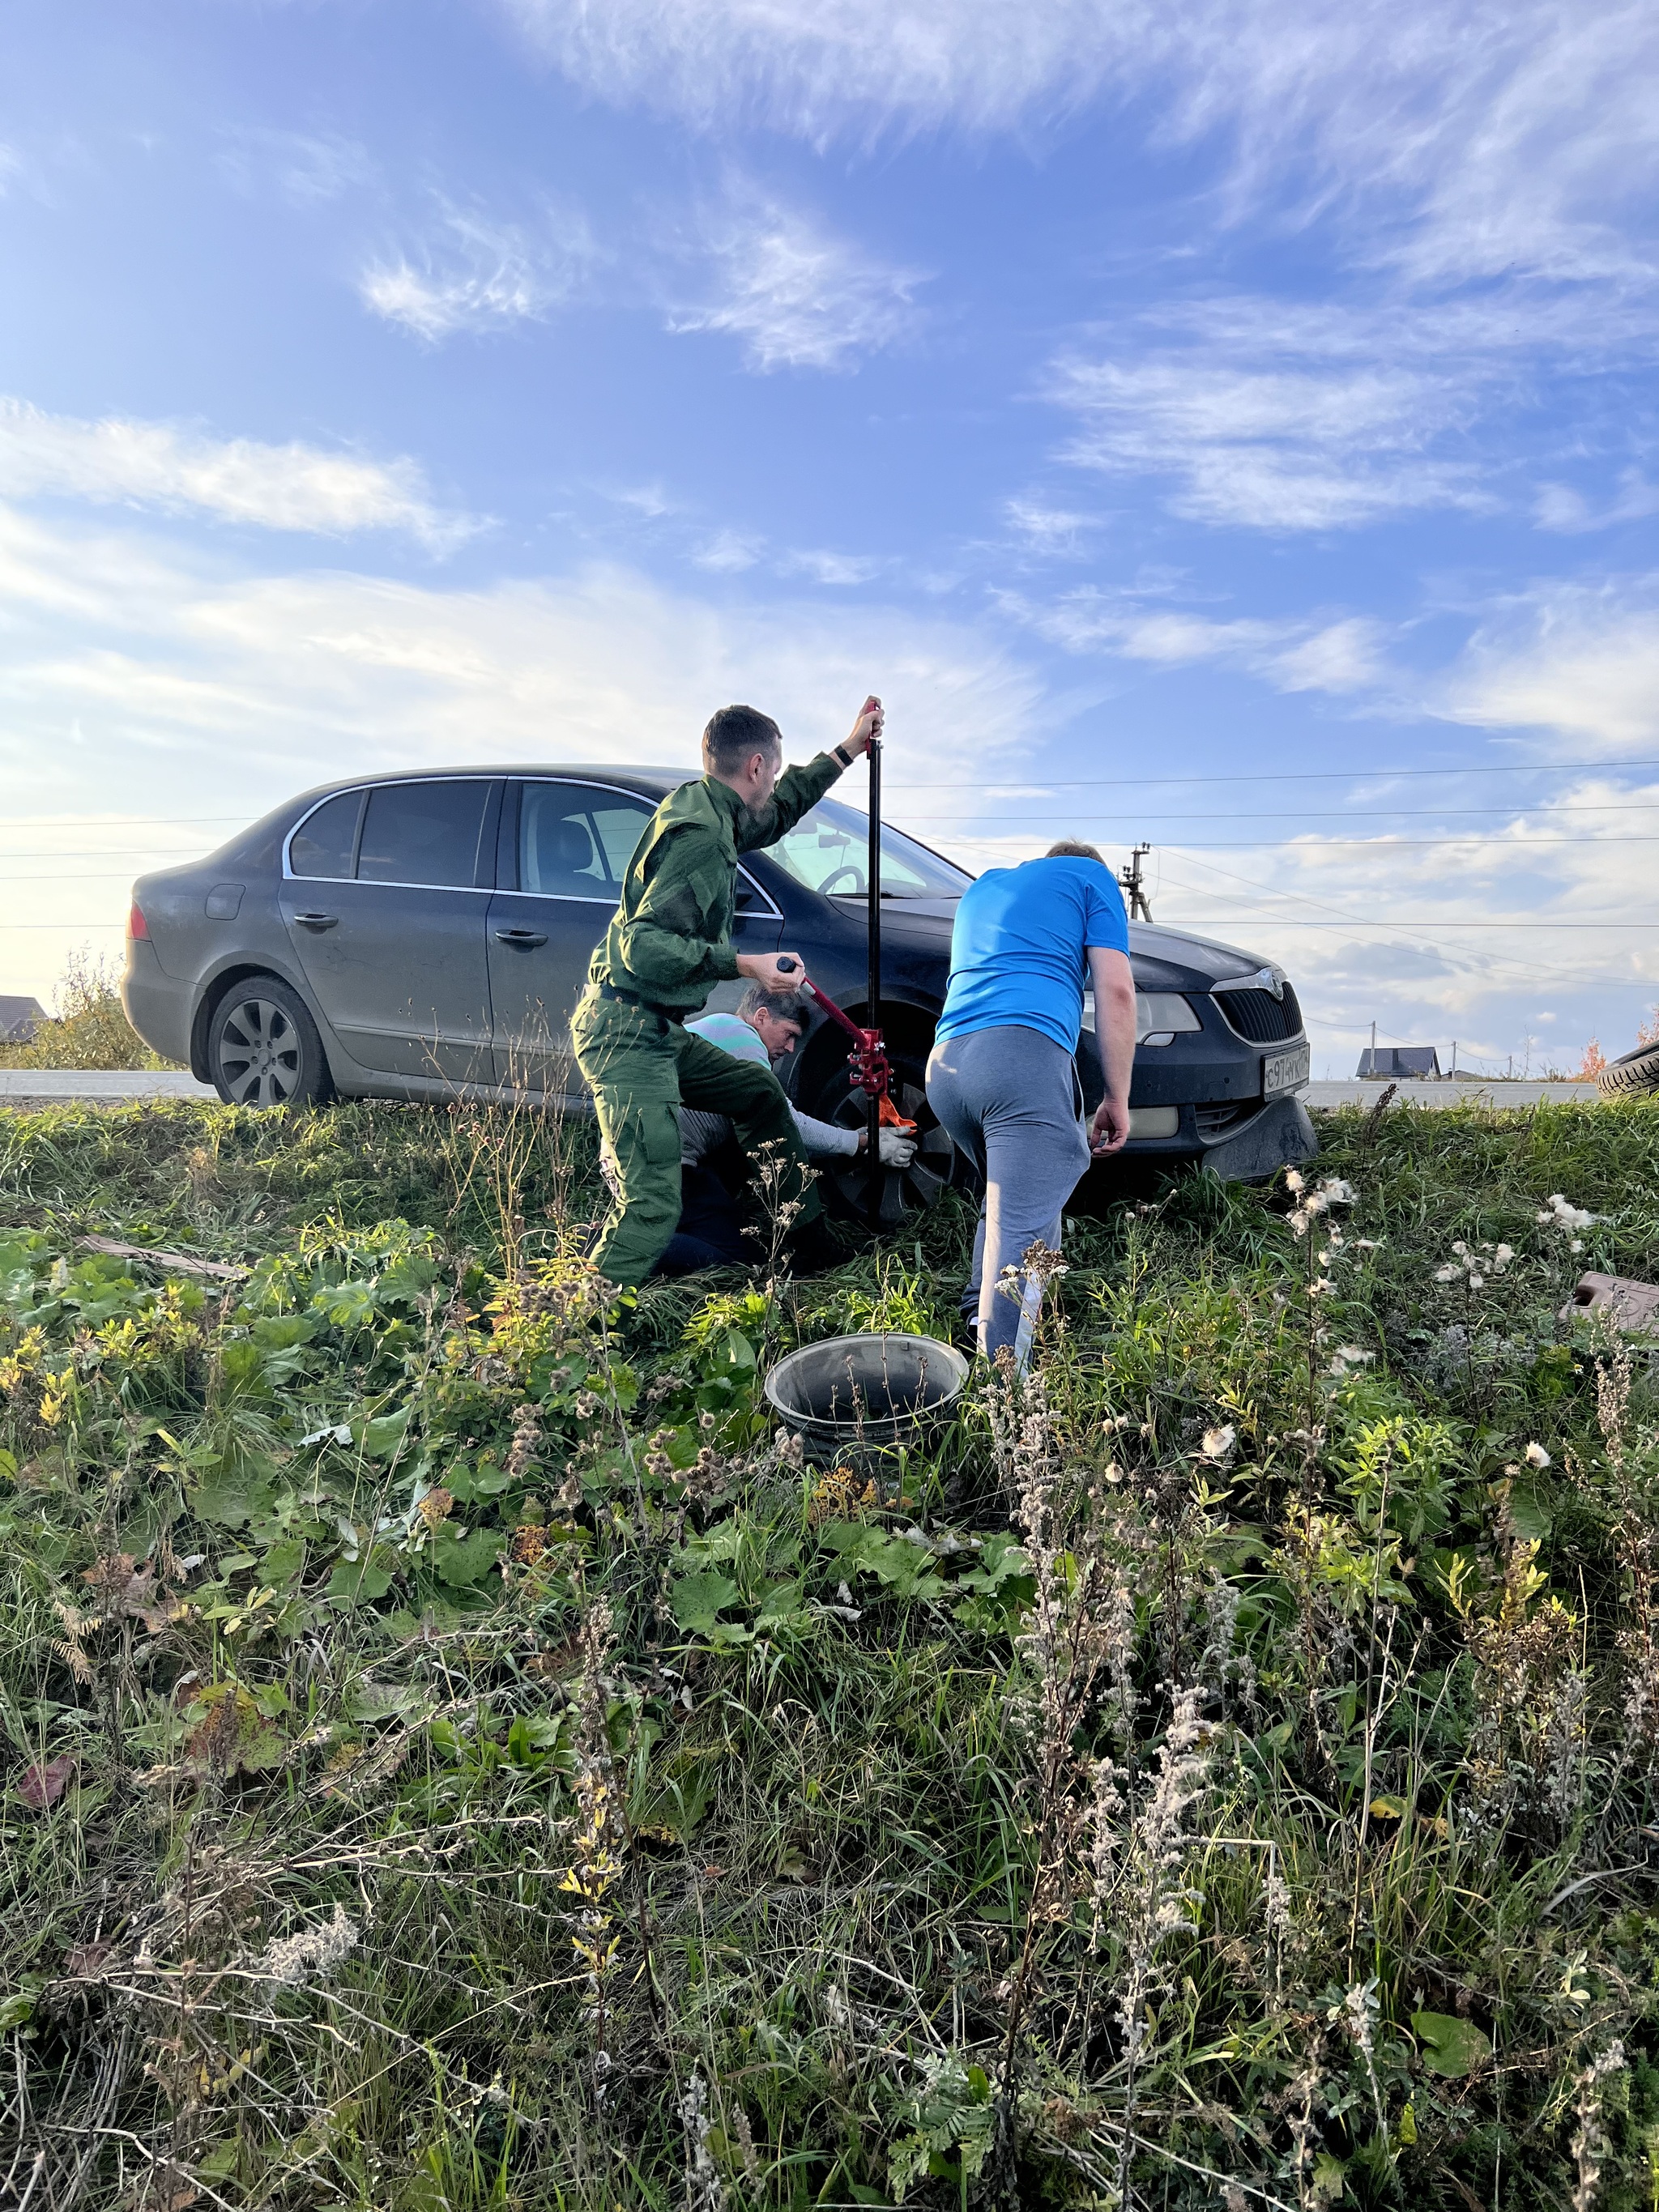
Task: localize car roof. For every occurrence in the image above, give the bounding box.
[283,764,698,812]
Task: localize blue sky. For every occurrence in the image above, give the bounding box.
[3,0,1659,1074]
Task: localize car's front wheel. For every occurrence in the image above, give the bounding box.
[207,976,334,1108]
[800,1034,966,1225]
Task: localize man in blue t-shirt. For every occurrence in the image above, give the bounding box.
[925,840,1137,1365]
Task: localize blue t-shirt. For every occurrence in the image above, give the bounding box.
[936,855,1130,1053]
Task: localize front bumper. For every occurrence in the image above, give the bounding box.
[1199,1094,1317,1181]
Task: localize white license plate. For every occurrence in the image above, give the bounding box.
[1264,1042,1310,1097]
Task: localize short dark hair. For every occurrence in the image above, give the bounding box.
[737,982,803,1026]
[1046,838,1107,864]
[704,705,783,776]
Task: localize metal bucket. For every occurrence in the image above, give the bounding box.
[763,1332,970,1464]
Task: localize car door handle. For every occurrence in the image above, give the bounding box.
[292,912,339,931]
[494,927,548,948]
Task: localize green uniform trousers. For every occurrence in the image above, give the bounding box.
[571,990,821,1288]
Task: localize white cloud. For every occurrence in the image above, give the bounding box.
[497,0,1659,288]
[1003,497,1097,556]
[669,192,924,371]
[782,548,882,585]
[1534,471,1659,534]
[0,399,467,548]
[1001,584,1385,693]
[361,202,595,343]
[1049,320,1491,531]
[693,527,766,571]
[1441,581,1659,750]
[218,128,376,207]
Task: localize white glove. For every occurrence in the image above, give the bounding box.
[877,1126,917,1167]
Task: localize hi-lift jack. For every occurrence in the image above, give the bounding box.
[774,712,914,1223]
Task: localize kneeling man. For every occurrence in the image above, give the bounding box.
[662,982,917,1273]
[924,839,1137,1365]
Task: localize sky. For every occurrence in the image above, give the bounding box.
[3,0,1659,1076]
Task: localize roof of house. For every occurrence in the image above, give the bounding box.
[1356,1045,1442,1079]
[0,995,46,1042]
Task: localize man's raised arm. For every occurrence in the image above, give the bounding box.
[737,696,885,853]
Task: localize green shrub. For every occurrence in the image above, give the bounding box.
[0,948,180,1071]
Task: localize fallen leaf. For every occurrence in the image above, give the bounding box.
[64,1938,114,1978]
[19,1754,75,1808]
[78,1234,244,1282]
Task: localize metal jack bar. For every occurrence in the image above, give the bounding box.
[866,730,882,1197]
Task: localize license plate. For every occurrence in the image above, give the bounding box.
[1264,1042,1310,1097]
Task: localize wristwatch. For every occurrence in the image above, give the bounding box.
[832,742,854,768]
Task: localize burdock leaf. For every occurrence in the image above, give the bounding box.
[1412,2010,1491,2078]
[671,1571,742,1635]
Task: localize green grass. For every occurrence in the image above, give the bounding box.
[3,1093,1659,2210]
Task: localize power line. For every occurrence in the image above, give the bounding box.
[2,816,245,831]
[897,754,1659,791]
[898,802,1659,822]
[1154,850,1653,992]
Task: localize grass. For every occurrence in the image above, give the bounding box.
[2,1090,1659,2210]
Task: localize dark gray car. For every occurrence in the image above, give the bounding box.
[122,764,1314,1209]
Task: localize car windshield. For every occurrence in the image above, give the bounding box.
[767,799,972,901]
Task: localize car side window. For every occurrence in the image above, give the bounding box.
[519,784,654,897]
[357,780,490,889]
[289,791,363,880]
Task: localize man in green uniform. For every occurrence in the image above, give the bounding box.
[572,695,883,1287]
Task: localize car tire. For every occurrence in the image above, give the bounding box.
[1598,1042,1659,1100]
[207,975,335,1109]
[800,1032,970,1225]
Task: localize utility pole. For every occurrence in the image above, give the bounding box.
[1119,843,1153,922]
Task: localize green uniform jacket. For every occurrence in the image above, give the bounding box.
[587,752,847,1013]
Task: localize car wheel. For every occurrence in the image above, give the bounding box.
[800,1037,967,1225]
[1598,1042,1659,1100]
[208,976,334,1109]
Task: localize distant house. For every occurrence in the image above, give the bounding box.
[1357,1046,1441,1079]
[0,995,45,1044]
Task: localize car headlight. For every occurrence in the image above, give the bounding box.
[1081,991,1202,1042]
[1135,992,1201,1046]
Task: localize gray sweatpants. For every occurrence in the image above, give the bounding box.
[924,1023,1091,1366]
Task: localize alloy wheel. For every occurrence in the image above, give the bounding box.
[215,997,305,1107]
[813,1063,961,1225]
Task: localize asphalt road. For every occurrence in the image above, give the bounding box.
[0,1071,1606,1109]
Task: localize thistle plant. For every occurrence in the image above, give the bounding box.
[1090,1683,1216,2206]
[559,1597,628,2121]
[1570,2042,1626,2212]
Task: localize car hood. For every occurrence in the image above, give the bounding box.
[831,901,1282,992]
[1128,921,1278,991]
[830,896,960,941]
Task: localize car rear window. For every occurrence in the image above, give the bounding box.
[519,784,655,897]
[357,781,491,889]
[289,791,363,880]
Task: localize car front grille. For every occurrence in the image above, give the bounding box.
[1195,1101,1260,1140]
[1213,982,1303,1043]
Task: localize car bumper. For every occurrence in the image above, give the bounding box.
[122,941,194,1066]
